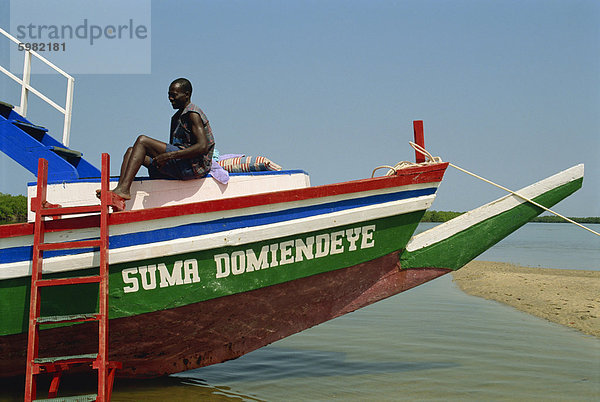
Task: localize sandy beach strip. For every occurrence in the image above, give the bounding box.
[452,261,600,337]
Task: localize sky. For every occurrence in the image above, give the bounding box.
[1,0,599,217]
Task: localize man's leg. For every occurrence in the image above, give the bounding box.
[112,135,167,199]
[119,147,133,179]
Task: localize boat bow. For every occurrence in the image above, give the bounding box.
[400,164,584,271]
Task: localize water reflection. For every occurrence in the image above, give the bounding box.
[175,347,458,383]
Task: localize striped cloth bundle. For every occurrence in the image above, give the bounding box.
[218,156,282,173]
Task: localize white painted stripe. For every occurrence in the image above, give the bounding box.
[406,164,584,252]
[1,234,34,249]
[0,194,436,280]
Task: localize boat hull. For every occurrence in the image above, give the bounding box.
[0,164,448,378]
[0,252,449,378]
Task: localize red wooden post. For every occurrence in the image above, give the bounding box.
[413,120,425,163]
[98,153,110,401]
[24,158,48,401]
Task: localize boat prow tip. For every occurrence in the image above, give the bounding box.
[401,163,585,271]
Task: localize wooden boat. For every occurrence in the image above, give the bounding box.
[0,42,584,379]
[0,94,584,378]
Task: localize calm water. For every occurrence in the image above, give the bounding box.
[473,223,600,271]
[2,223,598,401]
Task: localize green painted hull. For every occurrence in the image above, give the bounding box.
[401,177,584,271]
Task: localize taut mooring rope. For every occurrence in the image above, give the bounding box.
[409,142,600,237]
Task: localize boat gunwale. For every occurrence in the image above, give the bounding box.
[0,162,448,239]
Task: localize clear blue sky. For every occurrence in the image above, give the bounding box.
[1,0,598,216]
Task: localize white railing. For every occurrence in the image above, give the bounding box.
[0,26,74,146]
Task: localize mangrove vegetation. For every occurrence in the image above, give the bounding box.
[0,192,27,223]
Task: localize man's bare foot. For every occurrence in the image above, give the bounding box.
[96,188,132,200]
[111,188,132,200]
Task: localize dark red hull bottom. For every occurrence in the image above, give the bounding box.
[1,252,450,378]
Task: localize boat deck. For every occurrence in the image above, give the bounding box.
[26,170,311,222]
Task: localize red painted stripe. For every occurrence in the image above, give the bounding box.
[0,222,32,238]
[110,163,447,225]
[0,216,100,239]
[0,163,448,238]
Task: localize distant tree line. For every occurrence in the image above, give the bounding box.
[530,215,600,224]
[422,210,599,224]
[0,192,27,222]
[421,210,464,222]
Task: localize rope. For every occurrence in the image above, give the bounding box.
[409,142,600,237]
[371,142,443,177]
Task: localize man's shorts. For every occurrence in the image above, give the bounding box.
[147,144,196,180]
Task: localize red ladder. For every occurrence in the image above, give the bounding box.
[24,153,123,401]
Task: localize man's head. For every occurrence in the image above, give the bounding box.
[168,78,192,110]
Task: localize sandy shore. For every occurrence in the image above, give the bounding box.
[452,261,600,337]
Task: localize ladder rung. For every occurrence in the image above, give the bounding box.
[35,393,98,402]
[37,313,100,324]
[37,276,101,287]
[40,204,102,216]
[39,239,101,250]
[34,353,98,365]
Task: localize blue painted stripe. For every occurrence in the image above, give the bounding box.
[1,187,435,264]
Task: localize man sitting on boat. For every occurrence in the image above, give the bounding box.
[105,77,222,200]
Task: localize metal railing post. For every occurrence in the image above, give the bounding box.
[19,50,31,117]
[62,77,75,146]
